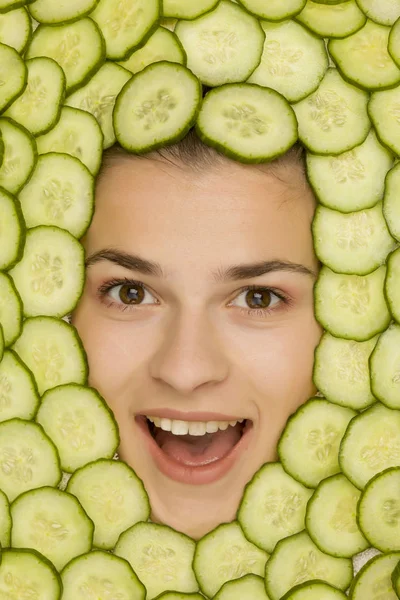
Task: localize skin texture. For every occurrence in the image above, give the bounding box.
[71,154,322,540]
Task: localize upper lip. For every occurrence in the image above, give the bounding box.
[136,409,250,422]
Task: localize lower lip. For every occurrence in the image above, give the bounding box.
[135,416,254,485]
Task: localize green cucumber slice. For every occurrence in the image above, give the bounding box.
[0,117,37,195]
[61,550,146,600]
[281,581,347,600]
[193,521,269,599]
[90,0,160,61]
[264,530,353,600]
[9,225,85,319]
[329,20,400,90]
[356,0,400,26]
[383,162,400,242]
[293,68,370,155]
[369,84,400,156]
[0,187,26,271]
[370,323,400,410]
[163,0,219,19]
[305,473,368,558]
[118,26,186,74]
[237,0,306,20]
[0,0,32,11]
[0,42,27,112]
[18,153,94,238]
[247,20,328,103]
[296,1,366,38]
[237,462,313,554]
[350,552,400,599]
[0,325,3,364]
[306,130,394,213]
[0,549,62,600]
[175,0,264,87]
[313,332,378,410]
[28,0,100,24]
[115,521,199,600]
[154,595,204,600]
[385,247,400,326]
[196,83,298,163]
[312,203,397,276]
[277,398,356,488]
[213,574,270,600]
[0,271,22,347]
[339,402,400,489]
[0,349,40,422]
[26,18,106,95]
[66,459,150,549]
[11,486,94,571]
[0,7,32,53]
[114,61,201,153]
[5,57,66,136]
[0,418,61,501]
[12,316,88,395]
[314,266,390,341]
[358,466,400,552]
[0,488,11,547]
[65,61,132,149]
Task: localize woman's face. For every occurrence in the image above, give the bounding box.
[71,154,321,539]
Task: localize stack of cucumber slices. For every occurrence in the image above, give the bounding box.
[3,0,400,597]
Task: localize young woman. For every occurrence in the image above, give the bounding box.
[70,131,322,540]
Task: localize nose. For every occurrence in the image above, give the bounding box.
[149,308,229,395]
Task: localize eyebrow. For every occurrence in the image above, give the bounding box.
[85,248,317,282]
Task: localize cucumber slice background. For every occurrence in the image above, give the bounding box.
[0,549,62,600]
[296,1,366,39]
[28,0,101,24]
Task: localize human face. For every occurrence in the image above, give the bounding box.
[71,155,322,540]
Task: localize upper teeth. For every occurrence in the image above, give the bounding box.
[147,417,245,436]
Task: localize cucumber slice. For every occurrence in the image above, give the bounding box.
[0,418,61,501]
[277,398,356,488]
[383,162,400,242]
[312,203,396,276]
[5,57,66,136]
[28,0,100,24]
[36,107,103,176]
[193,521,269,599]
[329,21,400,90]
[237,462,313,554]
[66,459,150,549]
[356,0,400,26]
[0,271,22,347]
[26,18,106,95]
[90,0,160,61]
[339,402,400,489]
[163,0,219,19]
[389,17,400,68]
[293,68,370,155]
[358,467,400,552]
[213,574,270,600]
[175,1,264,87]
[9,225,85,319]
[313,332,378,410]
[370,323,400,410]
[369,85,400,156]
[65,61,132,149]
[118,26,186,74]
[0,187,26,271]
[0,43,27,112]
[154,595,204,600]
[0,349,40,422]
[385,247,400,326]
[247,20,328,103]
[264,531,353,600]
[305,474,368,558]
[0,7,32,53]
[281,581,347,600]
[350,552,400,599]
[36,384,119,473]
[306,131,394,213]
[12,316,88,395]
[0,117,37,196]
[0,325,3,363]
[114,61,201,153]
[237,0,306,20]
[196,84,298,163]
[18,153,94,238]
[296,1,366,38]
[314,266,390,341]
[0,0,32,11]
[11,486,94,571]
[0,487,11,547]
[115,521,199,600]
[61,550,146,600]
[0,549,62,600]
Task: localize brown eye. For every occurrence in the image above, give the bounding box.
[118,283,146,304]
[245,289,273,309]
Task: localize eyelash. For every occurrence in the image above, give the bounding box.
[96,277,291,319]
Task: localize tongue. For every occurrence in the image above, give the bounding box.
[154,424,242,466]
